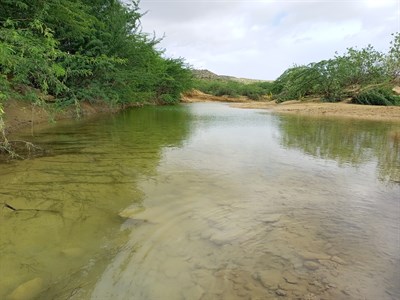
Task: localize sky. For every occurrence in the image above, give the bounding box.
[138,0,400,80]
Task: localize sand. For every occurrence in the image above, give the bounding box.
[182,90,400,122]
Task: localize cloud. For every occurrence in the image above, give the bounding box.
[139,0,400,79]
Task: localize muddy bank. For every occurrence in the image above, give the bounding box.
[2,100,137,135]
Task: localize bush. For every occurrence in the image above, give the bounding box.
[352,87,400,106]
[193,79,272,100]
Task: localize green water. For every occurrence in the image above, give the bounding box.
[0,103,399,300]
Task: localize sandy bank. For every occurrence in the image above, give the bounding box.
[232,100,400,122]
[182,90,400,122]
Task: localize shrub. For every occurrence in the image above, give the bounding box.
[352,87,400,106]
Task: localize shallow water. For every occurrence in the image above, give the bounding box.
[0,103,399,300]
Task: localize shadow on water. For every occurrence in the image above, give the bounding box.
[277,114,400,183]
[0,105,193,299]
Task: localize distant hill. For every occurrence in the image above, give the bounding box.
[192,69,271,83]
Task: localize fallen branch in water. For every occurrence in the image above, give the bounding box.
[2,202,60,214]
[0,139,44,160]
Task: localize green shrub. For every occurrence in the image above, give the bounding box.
[352,87,400,106]
[193,79,272,100]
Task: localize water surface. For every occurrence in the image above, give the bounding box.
[0,103,399,300]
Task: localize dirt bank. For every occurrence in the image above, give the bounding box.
[3,90,400,136]
[181,89,249,103]
[183,90,400,122]
[2,100,130,135]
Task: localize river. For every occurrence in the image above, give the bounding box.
[0,103,399,300]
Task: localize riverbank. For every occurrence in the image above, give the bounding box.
[3,90,400,136]
[2,100,138,135]
[182,90,400,122]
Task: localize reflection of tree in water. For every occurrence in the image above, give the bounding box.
[278,115,400,183]
[0,105,193,299]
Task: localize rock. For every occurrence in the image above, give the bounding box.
[262,214,281,224]
[341,289,351,295]
[330,255,346,265]
[283,273,298,284]
[181,285,204,300]
[393,86,400,95]
[256,270,282,289]
[303,261,319,271]
[299,251,330,261]
[303,293,318,300]
[209,231,237,246]
[60,247,83,258]
[7,277,44,300]
[309,281,323,288]
[200,231,212,239]
[275,289,287,296]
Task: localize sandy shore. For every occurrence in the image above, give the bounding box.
[182,90,400,122]
[3,90,400,136]
[232,100,400,122]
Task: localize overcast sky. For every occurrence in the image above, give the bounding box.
[138,0,399,80]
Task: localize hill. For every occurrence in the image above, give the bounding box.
[191,69,270,84]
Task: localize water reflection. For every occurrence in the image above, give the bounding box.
[92,103,399,300]
[0,103,399,300]
[0,106,192,299]
[278,115,400,183]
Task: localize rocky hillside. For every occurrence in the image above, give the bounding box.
[192,69,269,83]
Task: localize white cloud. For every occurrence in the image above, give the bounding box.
[139,0,400,79]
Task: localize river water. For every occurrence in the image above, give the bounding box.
[0,103,399,300]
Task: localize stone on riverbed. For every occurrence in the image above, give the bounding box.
[262,214,282,224]
[330,255,346,265]
[275,288,287,296]
[7,277,43,300]
[283,272,298,284]
[299,251,330,261]
[255,269,282,289]
[303,261,320,271]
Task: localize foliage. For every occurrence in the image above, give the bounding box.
[193,79,273,100]
[0,0,193,110]
[272,34,399,105]
[352,87,400,106]
[386,32,400,79]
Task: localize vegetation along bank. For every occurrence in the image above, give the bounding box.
[1,0,399,155]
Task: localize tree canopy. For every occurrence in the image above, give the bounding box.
[0,0,193,109]
[272,33,400,105]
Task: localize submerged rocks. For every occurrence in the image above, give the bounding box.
[255,269,282,289]
[283,272,298,284]
[275,288,287,296]
[181,284,204,300]
[299,251,330,261]
[330,255,346,265]
[262,214,282,224]
[303,261,320,271]
[7,277,44,300]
